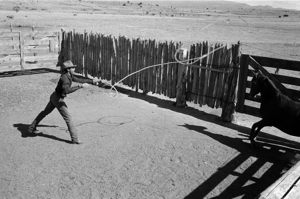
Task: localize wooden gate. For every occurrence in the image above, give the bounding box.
[236,54,300,117]
[0,30,61,72]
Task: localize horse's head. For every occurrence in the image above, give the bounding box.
[250,70,267,98]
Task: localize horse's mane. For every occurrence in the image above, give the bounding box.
[263,76,292,103]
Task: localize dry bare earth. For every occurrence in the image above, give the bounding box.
[1,1,300,199]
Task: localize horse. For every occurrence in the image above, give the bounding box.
[249,71,300,147]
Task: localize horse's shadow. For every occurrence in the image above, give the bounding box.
[13,123,72,144]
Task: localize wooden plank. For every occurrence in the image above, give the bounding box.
[285,177,300,199]
[152,41,157,93]
[24,46,56,54]
[131,39,136,88]
[192,43,200,104]
[125,38,130,86]
[0,54,21,63]
[209,43,221,108]
[96,34,100,78]
[189,44,196,102]
[141,39,146,92]
[79,33,84,75]
[119,36,123,84]
[134,39,140,91]
[196,43,203,105]
[146,39,151,93]
[173,42,179,98]
[273,74,300,87]
[114,37,119,81]
[147,39,153,93]
[23,61,58,70]
[24,39,54,46]
[258,161,300,199]
[137,39,143,91]
[168,41,173,98]
[128,38,133,88]
[205,45,215,107]
[111,36,116,85]
[151,40,156,93]
[0,32,20,37]
[89,34,94,76]
[102,35,106,79]
[23,31,59,38]
[199,41,208,106]
[24,54,58,61]
[236,54,250,113]
[215,45,226,108]
[83,31,88,77]
[107,36,111,80]
[0,40,20,46]
[251,55,300,72]
[162,42,168,96]
[19,32,24,70]
[0,64,25,72]
[0,49,20,55]
[149,39,154,93]
[100,34,104,78]
[157,42,163,94]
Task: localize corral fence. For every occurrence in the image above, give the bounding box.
[0,27,61,72]
[236,54,300,117]
[58,30,241,121]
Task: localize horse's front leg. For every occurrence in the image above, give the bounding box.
[250,120,265,148]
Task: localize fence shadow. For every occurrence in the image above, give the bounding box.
[181,124,300,199]
[116,88,300,198]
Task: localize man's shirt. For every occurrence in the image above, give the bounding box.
[55,72,93,97]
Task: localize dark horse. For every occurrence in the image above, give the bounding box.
[249,71,300,147]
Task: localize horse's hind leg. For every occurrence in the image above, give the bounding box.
[250,120,265,148]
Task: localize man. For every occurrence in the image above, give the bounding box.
[28,60,100,144]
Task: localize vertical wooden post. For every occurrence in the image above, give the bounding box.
[236,54,250,113]
[19,31,25,70]
[84,30,88,78]
[221,42,241,122]
[175,48,188,107]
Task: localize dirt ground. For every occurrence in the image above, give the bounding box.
[1,1,300,199]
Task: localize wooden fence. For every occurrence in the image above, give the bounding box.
[58,30,240,121]
[236,54,300,117]
[0,29,61,72]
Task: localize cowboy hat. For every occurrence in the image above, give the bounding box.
[60,60,77,70]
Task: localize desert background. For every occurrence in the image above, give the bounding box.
[1,0,300,199]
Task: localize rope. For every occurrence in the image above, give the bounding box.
[100,45,229,97]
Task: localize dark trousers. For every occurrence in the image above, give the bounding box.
[29,92,78,141]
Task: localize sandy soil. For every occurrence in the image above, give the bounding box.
[1,1,300,199]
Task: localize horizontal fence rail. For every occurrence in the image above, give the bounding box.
[58,30,240,120]
[0,29,60,72]
[236,54,300,117]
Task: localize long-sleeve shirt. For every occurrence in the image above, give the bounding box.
[55,72,93,98]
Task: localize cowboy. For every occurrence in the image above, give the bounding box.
[28,60,101,144]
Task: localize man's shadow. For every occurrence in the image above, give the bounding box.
[13,123,72,144]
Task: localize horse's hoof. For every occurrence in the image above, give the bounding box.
[250,141,256,148]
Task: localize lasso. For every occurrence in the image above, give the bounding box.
[100,45,225,97]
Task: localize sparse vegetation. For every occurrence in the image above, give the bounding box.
[13,6,20,12]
